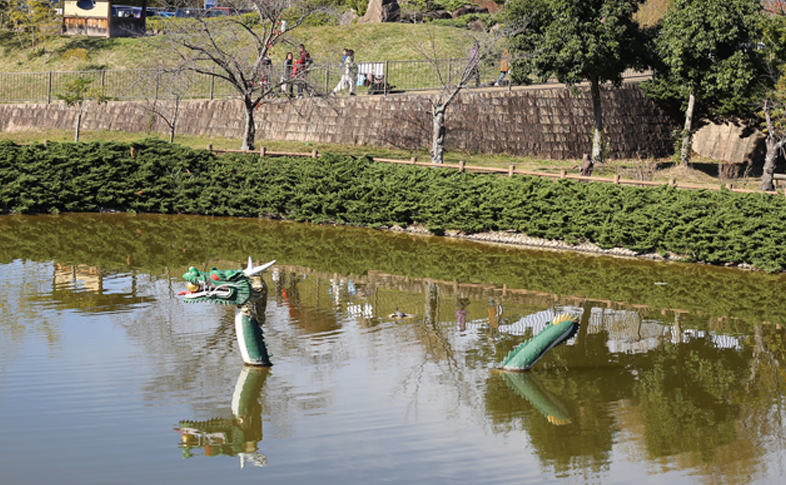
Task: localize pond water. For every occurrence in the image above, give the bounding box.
[1,213,785,485]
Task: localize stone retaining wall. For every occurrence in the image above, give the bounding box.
[0,83,676,160]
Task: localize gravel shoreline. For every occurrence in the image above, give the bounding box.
[386,224,749,267]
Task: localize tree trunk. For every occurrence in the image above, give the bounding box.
[241,101,256,151]
[680,86,696,167]
[169,102,178,144]
[430,107,446,164]
[590,73,603,164]
[761,136,778,191]
[761,100,778,192]
[74,108,83,143]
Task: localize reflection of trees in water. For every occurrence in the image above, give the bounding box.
[634,340,745,459]
[395,282,480,421]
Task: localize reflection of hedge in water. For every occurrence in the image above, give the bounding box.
[3,139,786,270]
[1,213,786,328]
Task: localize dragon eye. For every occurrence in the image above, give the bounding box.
[210,273,220,281]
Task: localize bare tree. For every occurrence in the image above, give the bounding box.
[154,0,321,151]
[133,66,199,143]
[414,24,525,164]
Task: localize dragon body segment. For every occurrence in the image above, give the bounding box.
[180,258,276,366]
[499,313,579,371]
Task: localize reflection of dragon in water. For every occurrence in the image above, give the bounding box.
[179,258,276,366]
[501,372,571,426]
[499,313,579,371]
[177,366,270,467]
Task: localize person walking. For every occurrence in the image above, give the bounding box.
[294,44,312,97]
[495,49,510,87]
[282,52,294,97]
[332,49,357,96]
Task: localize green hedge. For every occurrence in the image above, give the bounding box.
[3,138,786,272]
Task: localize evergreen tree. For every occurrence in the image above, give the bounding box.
[642,0,764,166]
[504,0,648,167]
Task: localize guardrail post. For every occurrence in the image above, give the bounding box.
[508,164,515,177]
[47,71,53,104]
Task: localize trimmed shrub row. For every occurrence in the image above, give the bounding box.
[2,139,786,272]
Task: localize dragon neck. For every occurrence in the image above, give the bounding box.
[235,276,272,367]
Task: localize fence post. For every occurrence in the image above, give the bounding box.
[410,157,417,164]
[560,169,567,178]
[325,64,330,94]
[614,174,620,184]
[669,178,676,187]
[508,164,515,177]
[260,146,266,157]
[47,71,53,104]
[210,71,215,100]
[384,60,390,95]
[459,160,465,172]
[155,71,159,101]
[101,69,106,88]
[311,149,318,158]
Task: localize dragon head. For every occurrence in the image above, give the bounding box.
[179,258,276,306]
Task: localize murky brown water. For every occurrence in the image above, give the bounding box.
[1,213,785,484]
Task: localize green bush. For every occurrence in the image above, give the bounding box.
[3,139,786,272]
[431,13,492,29]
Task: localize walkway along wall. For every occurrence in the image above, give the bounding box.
[0,83,676,160]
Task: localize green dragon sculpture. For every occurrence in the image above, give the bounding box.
[498,313,579,371]
[179,258,276,366]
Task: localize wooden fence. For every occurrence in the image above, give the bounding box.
[208,145,779,196]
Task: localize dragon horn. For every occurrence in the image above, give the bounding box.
[243,257,276,277]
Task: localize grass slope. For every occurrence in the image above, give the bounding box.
[0,23,477,73]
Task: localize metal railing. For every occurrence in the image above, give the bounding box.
[0,57,652,104]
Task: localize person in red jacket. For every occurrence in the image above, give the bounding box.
[294,44,312,97]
